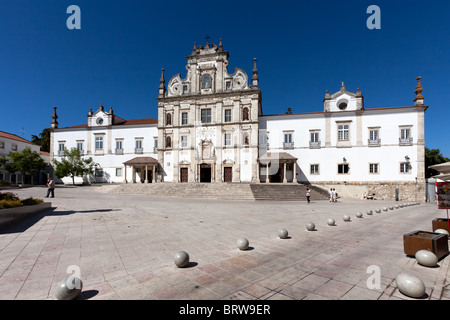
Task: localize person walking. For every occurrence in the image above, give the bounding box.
[332,188,337,203]
[45,178,55,198]
[306,188,311,203]
[329,188,333,202]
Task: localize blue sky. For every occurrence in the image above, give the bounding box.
[0,0,449,157]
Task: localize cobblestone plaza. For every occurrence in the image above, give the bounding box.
[0,185,448,300]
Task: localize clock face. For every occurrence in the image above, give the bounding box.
[96,117,104,125]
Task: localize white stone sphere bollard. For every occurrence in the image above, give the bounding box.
[415,250,438,267]
[174,251,190,268]
[54,276,83,300]
[343,215,351,222]
[237,238,249,250]
[327,218,336,226]
[306,222,315,231]
[278,228,289,239]
[395,273,426,298]
[356,212,363,218]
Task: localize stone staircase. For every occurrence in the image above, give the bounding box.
[101,182,330,201]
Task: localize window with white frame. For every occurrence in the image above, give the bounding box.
[95,137,103,150]
[181,112,188,125]
[0,141,4,149]
[58,142,65,155]
[201,108,211,123]
[310,131,320,148]
[338,124,349,141]
[369,163,379,174]
[116,140,123,154]
[135,139,143,153]
[400,162,411,173]
[399,127,412,145]
[368,128,380,146]
[283,132,294,148]
[310,164,319,175]
[224,109,232,123]
[224,133,232,146]
[181,135,188,148]
[11,144,18,151]
[116,168,123,176]
[76,141,84,152]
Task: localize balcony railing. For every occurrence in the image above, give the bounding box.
[283,142,294,149]
[399,137,413,146]
[115,148,124,155]
[368,139,381,147]
[135,148,144,154]
[58,150,65,156]
[309,141,321,149]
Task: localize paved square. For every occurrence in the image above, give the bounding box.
[0,185,449,300]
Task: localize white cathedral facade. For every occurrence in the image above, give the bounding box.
[50,41,427,200]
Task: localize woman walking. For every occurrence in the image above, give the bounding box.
[306,188,311,203]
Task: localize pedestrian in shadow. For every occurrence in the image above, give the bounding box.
[306,188,311,203]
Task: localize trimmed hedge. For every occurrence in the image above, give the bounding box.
[0,192,44,210]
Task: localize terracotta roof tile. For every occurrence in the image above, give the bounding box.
[123,157,159,165]
[0,130,36,145]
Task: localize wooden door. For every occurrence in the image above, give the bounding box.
[224,167,232,182]
[180,168,188,183]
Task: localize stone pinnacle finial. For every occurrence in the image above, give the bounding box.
[51,106,58,128]
[159,68,165,87]
[340,81,345,91]
[251,58,259,88]
[324,90,331,99]
[219,38,223,51]
[414,76,424,105]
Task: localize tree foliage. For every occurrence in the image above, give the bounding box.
[425,147,450,178]
[53,147,95,185]
[1,148,47,183]
[31,128,51,153]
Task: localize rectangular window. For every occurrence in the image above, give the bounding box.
[116,140,123,151]
[338,164,349,174]
[401,128,410,140]
[224,133,232,146]
[76,142,83,151]
[135,140,143,153]
[181,136,188,148]
[95,168,103,177]
[226,81,231,90]
[11,144,18,151]
[116,168,123,176]
[181,112,188,125]
[310,164,319,175]
[95,137,103,150]
[58,143,65,152]
[201,108,211,123]
[369,163,379,174]
[310,132,319,143]
[224,109,232,123]
[369,130,379,141]
[338,124,349,141]
[183,85,188,94]
[0,141,4,149]
[400,162,411,173]
[283,133,294,149]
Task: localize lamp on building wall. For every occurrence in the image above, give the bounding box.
[343,157,347,163]
[405,155,410,161]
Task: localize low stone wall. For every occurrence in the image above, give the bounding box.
[0,202,52,230]
[312,181,426,202]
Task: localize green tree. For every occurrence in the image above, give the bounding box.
[425,147,450,178]
[53,147,95,185]
[5,148,47,184]
[31,128,51,153]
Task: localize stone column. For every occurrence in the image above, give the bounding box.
[283,162,287,183]
[265,164,270,183]
[293,161,297,183]
[144,165,148,183]
[124,165,127,183]
[152,165,156,183]
[256,161,260,183]
[132,166,136,183]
